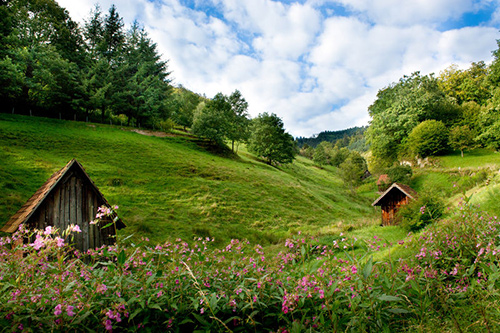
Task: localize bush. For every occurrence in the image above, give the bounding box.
[339,151,368,188]
[330,147,350,167]
[158,118,176,132]
[398,192,444,231]
[387,164,413,185]
[408,120,449,158]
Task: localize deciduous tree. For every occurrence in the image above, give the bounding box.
[248,112,295,165]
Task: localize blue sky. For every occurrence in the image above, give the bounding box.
[58,0,500,137]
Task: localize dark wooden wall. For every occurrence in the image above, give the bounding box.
[26,168,116,252]
[380,190,410,226]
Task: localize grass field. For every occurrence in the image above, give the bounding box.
[0,114,381,245]
[3,114,500,332]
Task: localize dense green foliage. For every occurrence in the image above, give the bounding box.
[407,120,449,158]
[248,113,296,165]
[449,124,475,157]
[296,126,367,149]
[0,1,209,131]
[339,151,368,188]
[366,72,458,162]
[387,165,413,186]
[192,91,250,150]
[398,192,445,231]
[365,37,500,165]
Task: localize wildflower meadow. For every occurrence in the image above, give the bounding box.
[1,197,500,332]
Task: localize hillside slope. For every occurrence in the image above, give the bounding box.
[0,114,376,244]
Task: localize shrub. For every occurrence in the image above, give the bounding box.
[398,192,444,231]
[330,147,350,167]
[339,151,368,188]
[408,120,449,158]
[387,164,413,185]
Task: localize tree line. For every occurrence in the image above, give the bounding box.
[0,0,178,127]
[0,0,296,165]
[367,50,500,168]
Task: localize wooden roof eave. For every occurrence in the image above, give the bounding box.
[372,182,417,207]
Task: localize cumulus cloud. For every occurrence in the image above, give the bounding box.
[56,0,499,137]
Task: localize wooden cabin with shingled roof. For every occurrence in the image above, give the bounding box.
[0,159,125,251]
[372,183,417,226]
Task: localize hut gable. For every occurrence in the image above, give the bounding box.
[372,183,417,226]
[1,159,125,251]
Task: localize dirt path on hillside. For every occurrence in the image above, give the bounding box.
[130,129,195,139]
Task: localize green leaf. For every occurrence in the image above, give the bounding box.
[63,280,77,292]
[179,318,194,325]
[72,311,92,325]
[387,308,410,314]
[117,250,126,266]
[363,257,373,280]
[309,259,326,274]
[192,313,210,327]
[209,293,218,309]
[224,316,242,324]
[146,274,155,285]
[300,245,306,257]
[129,308,142,321]
[101,222,114,229]
[378,295,402,302]
[148,303,162,311]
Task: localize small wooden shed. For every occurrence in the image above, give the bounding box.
[0,159,125,251]
[372,183,417,226]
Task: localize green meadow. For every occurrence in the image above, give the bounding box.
[3,114,500,331]
[0,114,382,245]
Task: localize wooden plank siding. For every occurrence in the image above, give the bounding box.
[1,159,125,252]
[372,183,417,226]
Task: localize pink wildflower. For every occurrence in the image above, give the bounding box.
[66,305,75,317]
[44,226,53,235]
[32,234,45,250]
[97,284,108,294]
[55,237,65,247]
[68,224,82,233]
[54,304,62,316]
[105,319,113,331]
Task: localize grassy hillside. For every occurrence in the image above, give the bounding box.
[0,114,378,245]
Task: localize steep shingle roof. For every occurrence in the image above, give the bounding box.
[372,182,417,207]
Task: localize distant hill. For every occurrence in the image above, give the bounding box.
[296,126,368,149]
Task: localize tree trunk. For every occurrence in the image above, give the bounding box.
[461,149,464,158]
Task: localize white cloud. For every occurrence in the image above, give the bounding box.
[56,0,499,137]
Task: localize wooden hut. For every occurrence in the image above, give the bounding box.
[0,159,125,251]
[372,183,417,226]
